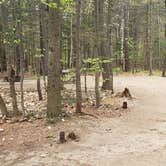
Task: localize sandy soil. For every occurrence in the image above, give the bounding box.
[1,76,166,166]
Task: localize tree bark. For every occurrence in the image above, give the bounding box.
[103,0,114,91]
[162,0,166,77]
[148,0,153,76]
[69,15,73,68]
[124,3,130,72]
[94,0,101,107]
[18,22,25,114]
[47,0,62,118]
[75,0,82,113]
[8,65,19,115]
[1,4,19,116]
[16,0,25,114]
[0,94,8,117]
[40,3,49,75]
[121,7,125,71]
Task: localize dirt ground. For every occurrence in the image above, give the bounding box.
[1,76,166,166]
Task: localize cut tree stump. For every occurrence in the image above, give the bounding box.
[59,131,66,144]
[67,132,79,142]
[122,101,128,109]
[67,132,77,140]
[121,88,132,98]
[115,88,133,99]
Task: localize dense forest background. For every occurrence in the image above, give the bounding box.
[0,0,166,119]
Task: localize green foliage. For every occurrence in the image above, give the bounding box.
[41,0,57,8]
[41,0,74,14]
[61,69,75,82]
[0,0,166,77]
[83,58,112,73]
[34,48,44,58]
[0,0,5,5]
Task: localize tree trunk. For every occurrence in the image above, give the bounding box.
[132,6,138,73]
[40,20,47,92]
[157,0,161,70]
[18,22,25,114]
[69,16,73,68]
[103,0,114,91]
[37,77,43,101]
[0,19,6,72]
[75,0,82,113]
[94,0,101,107]
[40,3,49,75]
[148,0,153,76]
[36,58,43,101]
[144,3,149,71]
[8,65,19,115]
[1,4,19,116]
[95,71,100,108]
[47,0,62,118]
[0,94,8,117]
[97,0,113,90]
[121,7,125,71]
[124,3,130,72]
[162,58,166,77]
[162,0,166,77]
[15,0,25,114]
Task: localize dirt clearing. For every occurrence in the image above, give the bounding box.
[1,76,166,166]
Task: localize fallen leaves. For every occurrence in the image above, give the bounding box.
[0,83,130,122]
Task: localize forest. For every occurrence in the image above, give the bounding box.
[0,0,166,165]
